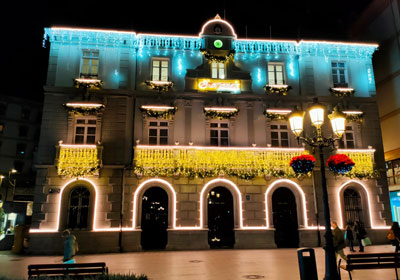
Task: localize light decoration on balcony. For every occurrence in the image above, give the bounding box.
[203,107,239,120]
[145,80,174,93]
[63,103,105,116]
[264,84,292,95]
[57,144,101,177]
[200,49,235,63]
[329,87,355,97]
[343,110,364,123]
[134,145,306,180]
[337,149,379,179]
[140,105,177,120]
[74,78,103,89]
[264,109,292,121]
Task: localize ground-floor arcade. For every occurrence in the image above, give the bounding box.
[28,167,391,254]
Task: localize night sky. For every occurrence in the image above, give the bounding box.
[3,0,373,101]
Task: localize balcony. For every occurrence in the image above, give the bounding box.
[134,145,306,180]
[337,149,377,179]
[55,143,103,177]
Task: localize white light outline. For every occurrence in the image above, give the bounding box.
[337,180,389,229]
[74,78,103,84]
[266,109,292,114]
[265,179,310,229]
[50,27,136,35]
[136,144,305,152]
[343,111,364,115]
[203,107,238,112]
[65,103,103,108]
[140,105,175,111]
[199,19,237,39]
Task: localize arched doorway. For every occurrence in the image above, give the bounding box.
[67,186,91,230]
[140,187,168,250]
[207,186,235,248]
[272,187,299,248]
[343,188,363,226]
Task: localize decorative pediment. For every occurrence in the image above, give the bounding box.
[203,107,239,120]
[140,105,177,120]
[145,80,174,93]
[74,78,103,89]
[264,109,292,121]
[329,87,355,97]
[343,110,364,123]
[63,102,105,116]
[264,85,292,96]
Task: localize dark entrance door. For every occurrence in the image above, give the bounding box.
[207,186,235,248]
[141,187,168,250]
[272,187,299,248]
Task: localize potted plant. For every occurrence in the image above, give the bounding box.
[326,154,355,175]
[290,154,316,175]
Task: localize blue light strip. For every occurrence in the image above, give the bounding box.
[44,28,377,58]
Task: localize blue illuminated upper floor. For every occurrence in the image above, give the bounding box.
[43,16,378,97]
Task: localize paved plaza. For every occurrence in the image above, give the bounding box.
[0,245,398,279]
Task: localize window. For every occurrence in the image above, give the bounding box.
[21,108,30,120]
[81,50,99,77]
[270,124,289,147]
[210,121,229,146]
[67,187,90,230]
[268,63,285,85]
[343,188,363,225]
[19,126,29,138]
[332,62,347,87]
[152,59,169,81]
[74,118,97,144]
[0,123,4,135]
[0,103,6,115]
[148,121,168,145]
[211,62,225,79]
[16,143,26,156]
[340,125,355,149]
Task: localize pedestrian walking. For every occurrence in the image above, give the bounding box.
[387,221,400,252]
[354,221,366,252]
[62,229,79,263]
[345,223,355,252]
[331,221,347,261]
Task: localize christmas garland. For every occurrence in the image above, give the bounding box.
[145,81,174,93]
[74,79,103,89]
[345,114,364,123]
[204,109,239,120]
[200,49,235,63]
[264,111,288,121]
[329,88,355,97]
[264,85,292,96]
[140,107,177,120]
[63,104,105,116]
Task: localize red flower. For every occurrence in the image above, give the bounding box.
[326,154,355,167]
[289,154,316,166]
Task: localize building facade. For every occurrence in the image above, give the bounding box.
[29,16,391,254]
[350,0,400,223]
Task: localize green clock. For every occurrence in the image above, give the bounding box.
[214,39,223,49]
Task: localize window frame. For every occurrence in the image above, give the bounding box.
[331,61,348,87]
[151,58,170,82]
[80,49,100,77]
[73,116,98,145]
[270,122,290,148]
[148,120,169,145]
[211,62,226,79]
[267,62,286,85]
[67,186,91,230]
[340,125,355,149]
[210,121,230,146]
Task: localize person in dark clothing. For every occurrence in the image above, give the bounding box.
[389,222,400,252]
[354,221,366,252]
[345,223,355,252]
[332,221,347,261]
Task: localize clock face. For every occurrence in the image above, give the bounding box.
[214,39,223,49]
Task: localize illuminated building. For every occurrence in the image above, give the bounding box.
[29,15,390,253]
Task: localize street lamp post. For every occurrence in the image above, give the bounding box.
[288,99,346,280]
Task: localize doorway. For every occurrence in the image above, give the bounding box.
[140,187,168,250]
[207,186,235,248]
[272,187,299,248]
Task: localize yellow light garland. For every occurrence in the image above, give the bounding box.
[339,150,378,179]
[57,146,101,177]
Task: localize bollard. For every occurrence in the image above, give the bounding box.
[297,248,318,280]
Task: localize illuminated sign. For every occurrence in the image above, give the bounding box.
[198,79,240,93]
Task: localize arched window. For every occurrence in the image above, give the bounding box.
[67,187,90,230]
[343,188,363,225]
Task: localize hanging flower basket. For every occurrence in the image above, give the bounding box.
[290,154,316,174]
[326,154,355,175]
